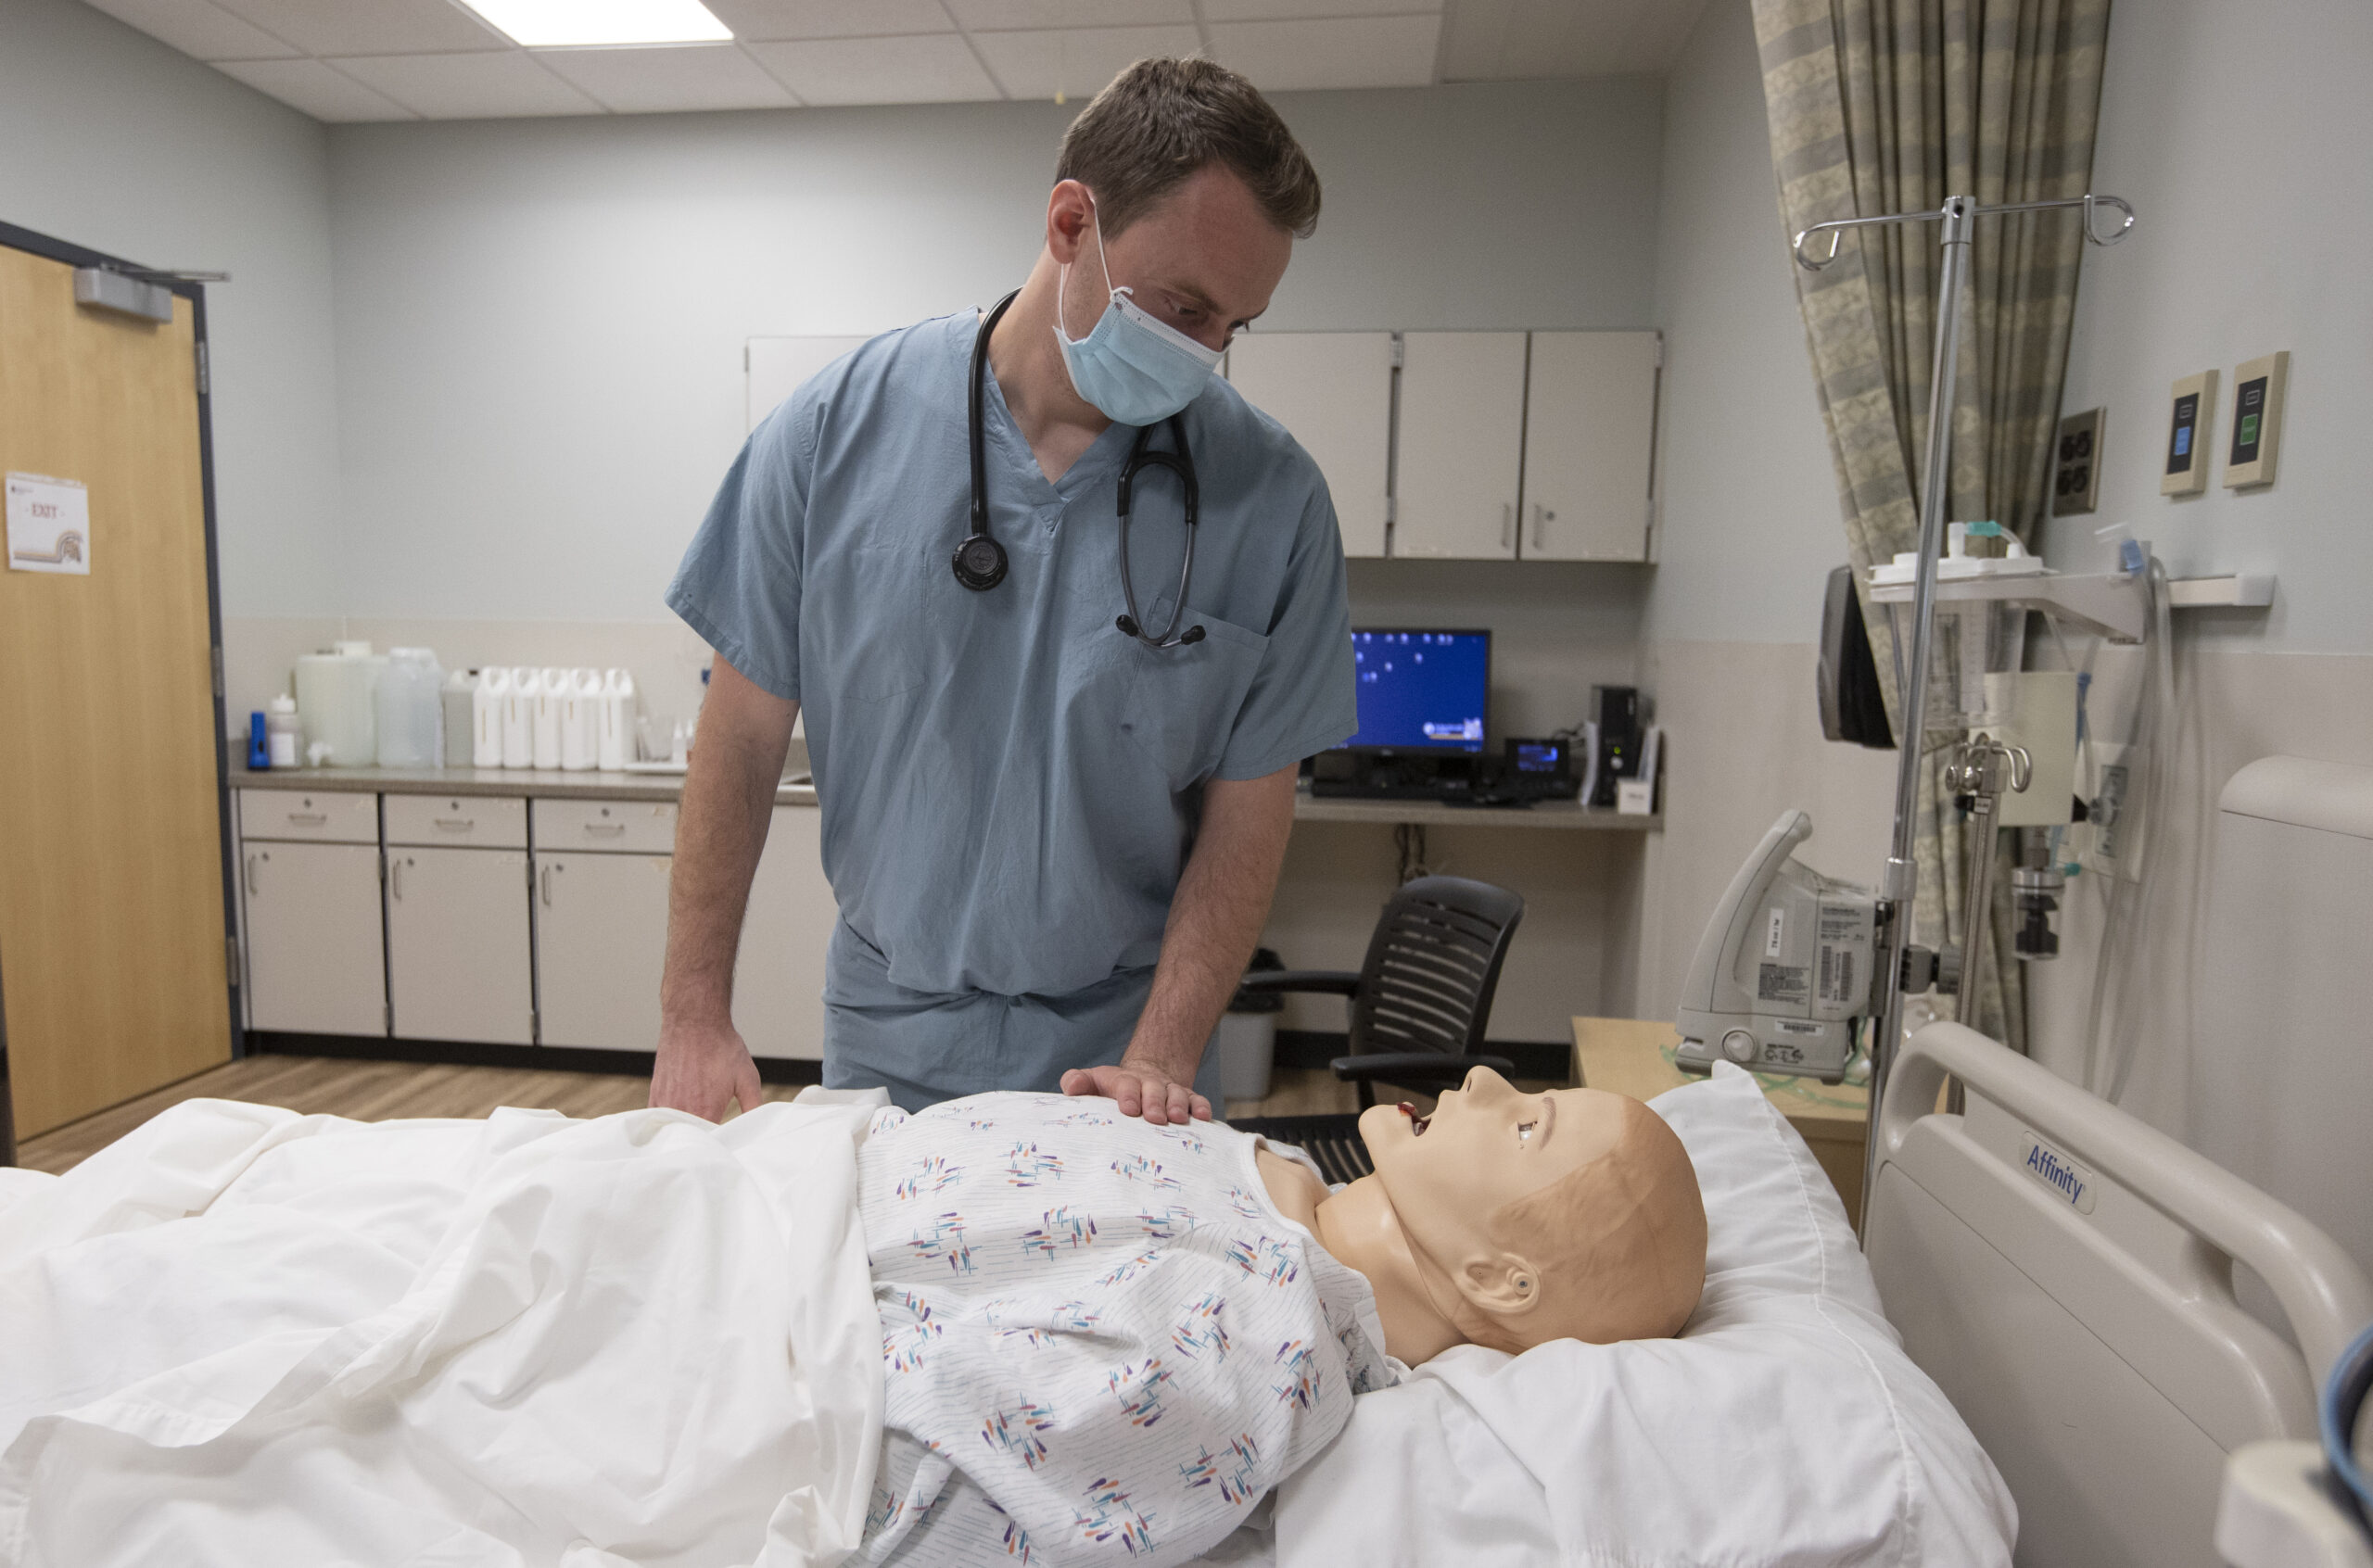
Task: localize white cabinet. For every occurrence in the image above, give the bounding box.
[242,840,387,1035]
[733,805,835,1061]
[1520,331,1660,562]
[387,845,534,1045]
[1393,332,1529,560]
[535,848,672,1052]
[1225,332,1393,558]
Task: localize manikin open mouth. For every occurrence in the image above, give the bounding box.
[1398,1102,1431,1135]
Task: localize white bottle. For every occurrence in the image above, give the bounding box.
[375,648,444,768]
[265,694,300,769]
[440,669,476,768]
[474,666,510,767]
[502,665,538,769]
[597,668,634,770]
[559,667,600,771]
[533,665,566,769]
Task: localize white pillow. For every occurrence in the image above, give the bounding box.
[1273,1063,2015,1567]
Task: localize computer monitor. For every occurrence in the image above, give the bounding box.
[1343,628,1490,752]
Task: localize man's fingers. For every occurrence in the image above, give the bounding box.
[1190,1092,1213,1121]
[734,1062,765,1119]
[1060,1068,1092,1095]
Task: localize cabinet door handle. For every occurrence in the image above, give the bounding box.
[539,864,555,905]
[286,810,329,827]
[1501,502,1514,550]
[434,816,475,832]
[581,821,626,837]
[1532,503,1547,550]
[245,852,260,896]
[390,855,406,901]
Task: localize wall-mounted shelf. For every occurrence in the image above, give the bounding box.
[1868,568,2149,643]
[2166,574,2275,609]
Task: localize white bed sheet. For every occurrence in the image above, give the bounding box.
[1271,1064,2015,1567]
[0,1097,883,1568]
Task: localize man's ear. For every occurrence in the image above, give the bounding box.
[1046,180,1093,262]
[1457,1251,1542,1319]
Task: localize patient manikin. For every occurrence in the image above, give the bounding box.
[855,1069,1707,1566]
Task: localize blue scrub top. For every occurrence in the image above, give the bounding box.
[667,310,1355,1103]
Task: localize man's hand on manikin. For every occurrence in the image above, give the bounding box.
[1060,1055,1212,1126]
[650,1017,766,1122]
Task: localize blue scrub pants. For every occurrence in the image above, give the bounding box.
[820,920,1225,1112]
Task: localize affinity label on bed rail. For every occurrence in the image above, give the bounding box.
[2017,1132,2096,1214]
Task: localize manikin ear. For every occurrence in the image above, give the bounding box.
[1456,1251,1542,1320]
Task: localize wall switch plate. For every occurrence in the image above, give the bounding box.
[2053,407,2104,515]
[2160,370,2218,497]
[2223,350,2290,489]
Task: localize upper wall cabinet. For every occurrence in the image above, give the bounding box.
[1521,332,1661,562]
[1394,332,1529,560]
[1225,332,1393,559]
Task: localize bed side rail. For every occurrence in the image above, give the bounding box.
[1879,1021,2373,1385]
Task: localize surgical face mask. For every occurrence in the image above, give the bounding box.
[1052,197,1224,426]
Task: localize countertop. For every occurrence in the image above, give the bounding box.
[231,763,818,805]
[229,765,1656,829]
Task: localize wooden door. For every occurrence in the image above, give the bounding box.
[0,239,231,1138]
[535,850,670,1051]
[387,846,533,1045]
[1225,333,1393,559]
[734,804,834,1061]
[1520,332,1659,561]
[1393,332,1527,559]
[242,841,387,1037]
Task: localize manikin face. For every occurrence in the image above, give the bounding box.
[1358,1068,1631,1233]
[1051,164,1293,354]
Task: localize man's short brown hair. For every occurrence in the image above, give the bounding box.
[1055,57,1321,240]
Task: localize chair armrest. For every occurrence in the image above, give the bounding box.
[1331,1052,1516,1085]
[1236,969,1362,997]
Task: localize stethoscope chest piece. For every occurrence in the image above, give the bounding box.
[952,533,1007,591]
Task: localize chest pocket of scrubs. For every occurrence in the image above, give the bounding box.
[1118,602,1269,789]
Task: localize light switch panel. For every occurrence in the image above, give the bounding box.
[2160,371,2217,497]
[2224,350,2289,489]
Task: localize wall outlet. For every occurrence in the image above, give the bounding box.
[2053,407,2104,515]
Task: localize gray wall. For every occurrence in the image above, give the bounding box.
[0,0,342,618]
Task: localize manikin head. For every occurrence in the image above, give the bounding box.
[1356,1069,1707,1350]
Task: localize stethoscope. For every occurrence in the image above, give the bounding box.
[952,290,1205,649]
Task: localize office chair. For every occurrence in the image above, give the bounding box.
[1228,875,1525,1183]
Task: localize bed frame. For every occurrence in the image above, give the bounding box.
[1865,1020,2373,1568]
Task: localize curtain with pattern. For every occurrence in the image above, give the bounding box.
[1751,0,2113,1048]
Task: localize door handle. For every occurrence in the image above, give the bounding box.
[390,855,406,901]
[1501,502,1514,550]
[539,864,555,905]
[245,852,260,896]
[434,816,475,832]
[582,822,627,837]
[286,811,329,827]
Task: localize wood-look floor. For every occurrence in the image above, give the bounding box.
[15,1056,1366,1176]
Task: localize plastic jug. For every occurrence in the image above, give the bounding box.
[597,668,634,770]
[440,669,476,767]
[375,648,444,768]
[265,694,300,769]
[292,642,384,767]
[533,666,566,769]
[474,666,510,767]
[502,666,537,769]
[559,667,600,771]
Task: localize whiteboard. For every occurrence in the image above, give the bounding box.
[746,335,873,434]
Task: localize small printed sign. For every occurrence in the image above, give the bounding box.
[6,472,90,575]
[2018,1130,2097,1214]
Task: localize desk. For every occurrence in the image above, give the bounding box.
[1570,1016,1870,1229]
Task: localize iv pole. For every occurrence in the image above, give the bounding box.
[1787,191,2136,1232]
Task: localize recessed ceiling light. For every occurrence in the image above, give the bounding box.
[458,0,732,48]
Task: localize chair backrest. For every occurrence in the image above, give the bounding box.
[1349,876,1526,1061]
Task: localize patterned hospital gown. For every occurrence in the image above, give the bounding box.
[854,1094,1391,1566]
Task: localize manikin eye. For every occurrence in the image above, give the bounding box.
[1516,1121,1538,1143]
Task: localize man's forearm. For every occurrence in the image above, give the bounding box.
[660,666,797,1027]
[1124,766,1299,1080]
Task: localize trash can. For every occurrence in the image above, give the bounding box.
[1212,947,1287,1103]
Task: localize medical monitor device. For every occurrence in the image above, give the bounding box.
[1343,628,1490,753]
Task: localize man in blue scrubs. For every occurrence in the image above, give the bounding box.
[652,59,1354,1123]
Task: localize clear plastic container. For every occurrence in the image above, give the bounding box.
[293,645,384,766]
[374,647,445,767]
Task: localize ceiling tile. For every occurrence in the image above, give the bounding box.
[212,57,416,120]
[331,51,606,117]
[534,43,797,111]
[1201,0,1439,18]
[944,0,1192,30]
[742,33,1002,105]
[703,0,954,40]
[1205,14,1440,91]
[82,0,299,61]
[971,24,1202,102]
[208,0,510,57]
